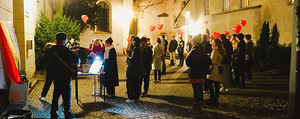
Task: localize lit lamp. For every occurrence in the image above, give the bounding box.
[88,56,103,74]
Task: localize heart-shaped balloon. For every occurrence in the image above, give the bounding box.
[212,32,221,39]
[81,15,88,23]
[177,30,183,35]
[149,25,155,32]
[204,21,208,25]
[157,24,163,30]
[224,31,230,37]
[241,20,247,27]
[232,24,241,34]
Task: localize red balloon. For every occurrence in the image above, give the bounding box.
[241,20,247,27]
[232,24,242,34]
[157,24,163,30]
[224,31,230,37]
[177,30,183,35]
[81,15,88,23]
[212,32,221,39]
[204,21,208,25]
[149,25,155,32]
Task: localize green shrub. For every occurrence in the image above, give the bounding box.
[254,22,291,72]
[34,12,81,68]
[34,12,55,67]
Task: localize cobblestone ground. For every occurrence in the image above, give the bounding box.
[9,56,288,119]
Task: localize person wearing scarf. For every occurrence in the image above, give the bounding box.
[103,37,119,97]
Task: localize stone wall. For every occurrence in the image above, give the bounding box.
[79,0,132,55]
[175,0,293,45]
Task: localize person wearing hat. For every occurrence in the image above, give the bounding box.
[186,34,210,112]
[37,32,78,118]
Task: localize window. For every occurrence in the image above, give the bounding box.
[224,0,230,11]
[241,0,249,8]
[288,0,294,4]
[205,0,210,14]
[95,2,109,32]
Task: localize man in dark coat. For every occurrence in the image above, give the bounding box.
[169,35,178,65]
[126,37,144,102]
[140,37,153,97]
[161,35,168,75]
[37,32,77,118]
[233,33,246,88]
[178,37,185,66]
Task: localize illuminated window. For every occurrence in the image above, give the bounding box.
[205,0,210,14]
[224,0,230,11]
[96,2,109,32]
[241,0,249,8]
[288,0,294,4]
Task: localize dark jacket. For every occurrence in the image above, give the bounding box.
[245,40,255,60]
[126,44,144,78]
[222,39,233,64]
[169,40,178,52]
[178,40,185,53]
[186,44,210,79]
[37,45,78,81]
[104,48,119,87]
[162,39,168,55]
[143,44,153,71]
[236,40,246,61]
[202,40,212,55]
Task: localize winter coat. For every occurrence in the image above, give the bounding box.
[236,40,246,61]
[153,43,164,70]
[178,40,185,53]
[92,45,104,56]
[162,39,168,55]
[169,40,178,52]
[126,44,144,78]
[222,39,233,64]
[186,44,209,79]
[37,45,78,80]
[143,44,153,71]
[245,40,255,60]
[104,47,119,87]
[207,50,224,81]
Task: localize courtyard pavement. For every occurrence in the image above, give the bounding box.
[8,55,288,118]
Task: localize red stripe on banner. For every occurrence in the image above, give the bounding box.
[0,23,21,84]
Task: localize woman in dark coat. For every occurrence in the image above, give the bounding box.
[126,37,144,102]
[103,37,119,97]
[186,34,210,112]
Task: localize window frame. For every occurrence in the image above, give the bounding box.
[288,0,294,5]
[241,0,249,8]
[205,0,210,15]
[94,1,111,34]
[223,0,231,12]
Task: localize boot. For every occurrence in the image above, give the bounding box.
[170,60,174,66]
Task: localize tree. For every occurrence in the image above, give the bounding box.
[34,12,55,67]
[255,22,270,68]
[34,12,81,68]
[270,23,279,47]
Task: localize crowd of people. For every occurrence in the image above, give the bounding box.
[36,31,255,118]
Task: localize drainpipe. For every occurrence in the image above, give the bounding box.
[289,0,299,118]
